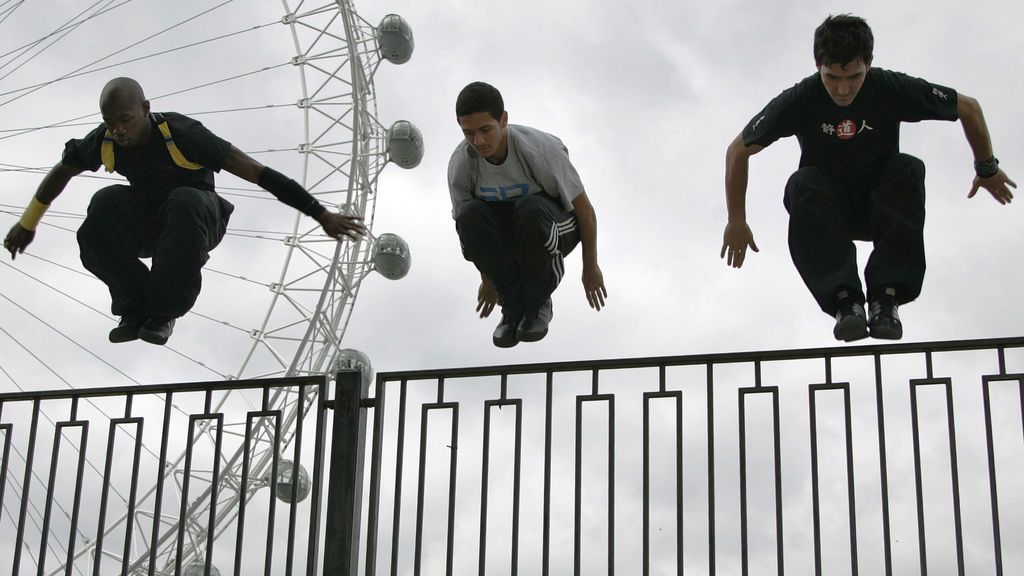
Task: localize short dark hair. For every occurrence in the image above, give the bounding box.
[813,14,873,67]
[456,81,504,121]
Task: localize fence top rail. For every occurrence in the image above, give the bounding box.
[0,374,330,403]
[376,336,1024,382]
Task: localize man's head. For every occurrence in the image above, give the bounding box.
[456,81,509,163]
[813,15,873,107]
[99,77,151,147]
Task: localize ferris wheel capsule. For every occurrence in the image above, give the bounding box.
[334,348,374,387]
[273,459,311,504]
[387,119,424,169]
[372,233,411,280]
[378,14,414,64]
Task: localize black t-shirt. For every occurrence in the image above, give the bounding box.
[62,112,232,192]
[742,68,959,183]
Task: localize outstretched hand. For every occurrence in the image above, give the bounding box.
[582,262,607,311]
[3,223,34,260]
[968,169,1016,205]
[720,221,759,268]
[476,278,498,318]
[316,211,367,240]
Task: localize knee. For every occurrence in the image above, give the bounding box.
[79,186,128,241]
[891,154,926,181]
[164,187,207,214]
[454,198,491,232]
[512,193,546,220]
[86,185,131,216]
[784,168,829,211]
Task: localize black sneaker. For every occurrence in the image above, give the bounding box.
[492,312,521,348]
[833,291,868,342]
[138,317,176,345]
[109,315,145,343]
[517,298,553,343]
[869,287,902,340]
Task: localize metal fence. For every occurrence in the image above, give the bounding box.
[362,337,1024,576]
[3,337,1024,575]
[0,372,371,576]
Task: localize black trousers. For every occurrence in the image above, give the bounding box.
[77,185,232,319]
[455,194,580,314]
[784,153,926,316]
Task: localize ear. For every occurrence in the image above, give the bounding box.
[499,110,508,127]
[142,99,151,114]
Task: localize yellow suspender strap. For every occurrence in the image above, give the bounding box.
[156,120,203,170]
[99,119,204,173]
[101,131,116,172]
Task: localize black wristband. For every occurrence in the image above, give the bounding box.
[975,156,999,179]
[258,167,326,217]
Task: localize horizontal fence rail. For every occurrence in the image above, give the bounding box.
[364,337,1024,576]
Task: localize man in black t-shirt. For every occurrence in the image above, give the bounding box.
[721,15,1016,341]
[3,77,366,345]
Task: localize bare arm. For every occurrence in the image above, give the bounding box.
[721,133,763,268]
[220,145,264,183]
[571,191,607,310]
[958,94,1015,204]
[4,161,83,259]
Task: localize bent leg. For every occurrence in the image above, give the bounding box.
[147,187,230,318]
[77,185,151,316]
[784,168,862,315]
[864,153,926,305]
[455,199,522,312]
[513,193,580,307]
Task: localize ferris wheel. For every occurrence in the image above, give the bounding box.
[0,0,420,573]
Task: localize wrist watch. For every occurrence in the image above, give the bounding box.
[975,156,999,179]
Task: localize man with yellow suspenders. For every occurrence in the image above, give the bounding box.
[3,77,365,345]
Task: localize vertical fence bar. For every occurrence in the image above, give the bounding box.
[234,410,281,576]
[285,386,305,576]
[910,378,965,576]
[575,392,615,576]
[12,398,40,576]
[543,372,553,576]
[707,364,716,576]
[388,379,408,576]
[143,392,171,576]
[479,400,493,576]
[809,383,859,576]
[642,390,684,576]
[364,373,387,576]
[324,370,370,576]
[982,375,1003,576]
[94,417,143,576]
[738,389,748,576]
[478,398,522,576]
[445,404,460,576]
[39,419,88,576]
[738,386,783,576]
[306,379,329,576]
[413,400,459,576]
[643,394,650,576]
[874,354,893,576]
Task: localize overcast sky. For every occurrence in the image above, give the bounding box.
[0,0,1022,573]
[0,0,1020,384]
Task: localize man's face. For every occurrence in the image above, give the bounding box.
[818,59,869,107]
[101,97,151,147]
[457,111,508,162]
